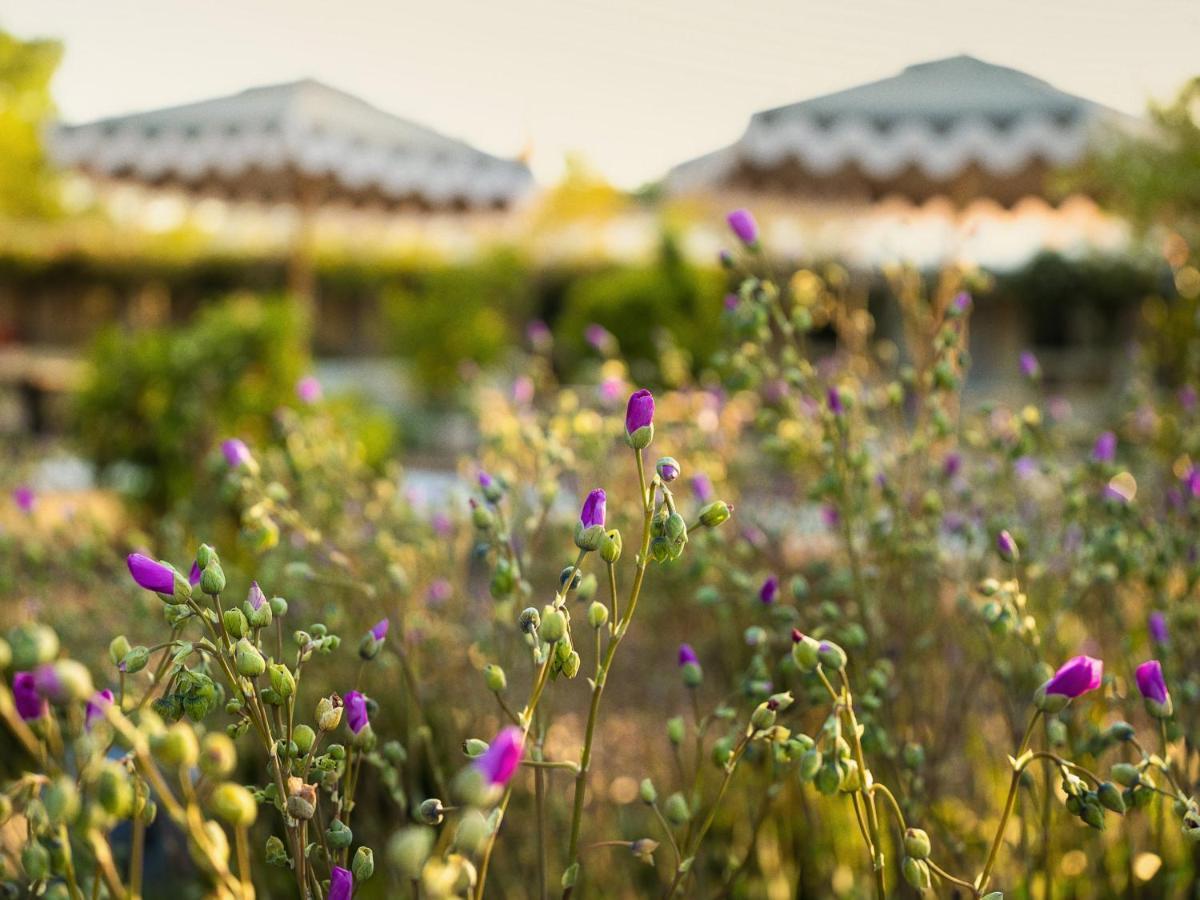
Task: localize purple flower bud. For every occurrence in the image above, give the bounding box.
[427,578,452,605]
[475,726,524,785]
[296,375,323,404]
[31,664,66,703]
[221,438,252,468]
[724,293,740,311]
[625,389,654,435]
[678,643,699,666]
[1013,456,1038,479]
[12,672,44,721]
[1092,431,1117,463]
[726,208,759,246]
[1044,655,1103,698]
[1180,384,1197,413]
[996,530,1018,562]
[370,618,389,642]
[942,453,962,478]
[580,489,606,529]
[822,505,840,529]
[12,486,35,514]
[1149,611,1168,644]
[1019,350,1040,380]
[432,511,452,537]
[599,377,622,404]
[1135,659,1169,705]
[344,690,369,734]
[951,291,972,314]
[826,387,844,415]
[513,374,534,405]
[691,473,714,504]
[526,319,552,348]
[759,575,779,605]
[85,689,114,731]
[478,470,494,489]
[585,323,614,352]
[328,866,353,900]
[247,582,267,611]
[127,553,176,595]
[189,561,202,587]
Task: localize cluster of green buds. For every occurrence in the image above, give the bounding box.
[976,576,1038,641]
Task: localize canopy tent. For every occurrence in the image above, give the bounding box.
[49,79,534,299]
[667,56,1137,206]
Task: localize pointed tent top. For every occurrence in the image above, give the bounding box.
[668,55,1138,204]
[51,79,532,209]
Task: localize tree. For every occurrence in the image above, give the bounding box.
[0,29,63,218]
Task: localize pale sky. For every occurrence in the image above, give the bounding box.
[2,0,1197,188]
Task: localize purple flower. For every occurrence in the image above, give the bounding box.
[996,530,1018,562]
[427,578,452,605]
[1149,611,1168,644]
[1044,655,1103,698]
[580,489,606,529]
[1180,384,1197,413]
[85,689,114,731]
[526,319,552,349]
[478,470,494,489]
[1092,431,1117,463]
[221,438,252,468]
[328,866,353,900]
[625,389,655,435]
[247,582,267,611]
[822,505,840,529]
[127,553,176,595]
[691,473,714,504]
[296,375,323,404]
[1013,456,1038,479]
[12,672,44,721]
[951,291,972,314]
[599,376,622,404]
[585,323,613,352]
[189,561,202,587]
[12,486,35,514]
[723,293,739,311]
[943,453,962,478]
[31,664,64,703]
[432,512,452,537]
[827,387,845,415]
[678,643,699,666]
[475,726,524,785]
[1135,660,1169,705]
[512,375,534,405]
[726,208,759,246]
[1019,351,1040,380]
[344,690,369,734]
[370,618,389,642]
[759,575,779,605]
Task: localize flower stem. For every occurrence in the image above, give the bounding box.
[977,709,1042,893]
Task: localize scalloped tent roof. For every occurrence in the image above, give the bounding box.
[50,79,533,210]
[667,55,1138,205]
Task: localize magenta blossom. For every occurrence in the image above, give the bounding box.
[827,387,845,415]
[32,664,65,703]
[1019,350,1040,379]
[585,323,614,352]
[951,291,972,314]
[580,489,607,529]
[189,561,202,587]
[221,438,252,468]
[344,690,369,734]
[12,672,44,721]
[1044,655,1103,698]
[86,689,114,731]
[1092,431,1117,463]
[625,389,655,435]
[1149,611,1168,644]
[12,486,35,514]
[328,866,353,900]
[478,470,494,489]
[759,575,779,605]
[296,375,323,404]
[723,293,739,311]
[526,319,552,349]
[127,554,176,595]
[370,618,389,641]
[1135,659,1169,705]
[244,581,265,611]
[678,643,699,666]
[475,726,524,785]
[726,208,759,246]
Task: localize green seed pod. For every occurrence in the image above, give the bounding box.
[152,723,199,769]
[223,609,249,639]
[663,792,690,826]
[352,846,375,882]
[418,798,445,825]
[540,607,566,643]
[1097,782,1126,814]
[109,635,132,667]
[463,738,488,758]
[453,809,489,856]
[903,827,931,860]
[200,732,238,777]
[326,818,353,849]
[902,856,931,891]
[388,826,435,880]
[1107,721,1135,742]
[21,840,50,881]
[587,601,609,629]
[483,664,507,693]
[43,776,80,825]
[209,783,257,827]
[817,641,847,670]
[234,639,265,677]
[711,735,734,768]
[750,703,776,731]
[814,761,841,796]
[666,716,685,746]
[269,663,296,698]
[1081,798,1106,830]
[269,595,289,617]
[798,749,823,781]
[199,561,226,596]
[121,646,151,675]
[518,607,541,635]
[562,650,582,679]
[639,778,657,805]
[96,762,134,818]
[293,724,316,756]
[791,635,820,672]
[698,501,732,528]
[1111,763,1140,787]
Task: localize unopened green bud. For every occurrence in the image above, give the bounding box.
[639,778,657,805]
[791,634,820,671]
[681,660,703,688]
[799,749,823,781]
[196,544,215,569]
[223,608,249,639]
[902,857,931,891]
[1111,763,1140,787]
[1081,798,1105,830]
[1097,782,1125,814]
[153,723,199,768]
[388,826,435,879]
[265,835,289,867]
[600,529,623,563]
[291,724,316,756]
[326,818,353,849]
[666,716,685,745]
[200,561,226,595]
[21,841,50,880]
[418,797,445,825]
[663,792,690,826]
[540,607,566,643]
[109,635,131,666]
[200,732,238,777]
[210,783,257,826]
[269,663,296,698]
[463,738,489,758]
[698,501,732,528]
[817,641,847,670]
[483,664,507,693]
[96,762,134,818]
[352,846,375,882]
[904,828,931,859]
[471,501,495,531]
[587,601,609,629]
[234,638,265,677]
[121,646,151,674]
[44,777,80,825]
[269,595,288,617]
[1107,721,1135,742]
[750,702,777,731]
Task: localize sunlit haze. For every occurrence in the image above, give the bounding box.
[1,0,1197,187]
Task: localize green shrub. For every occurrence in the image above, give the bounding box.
[72,294,306,506]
